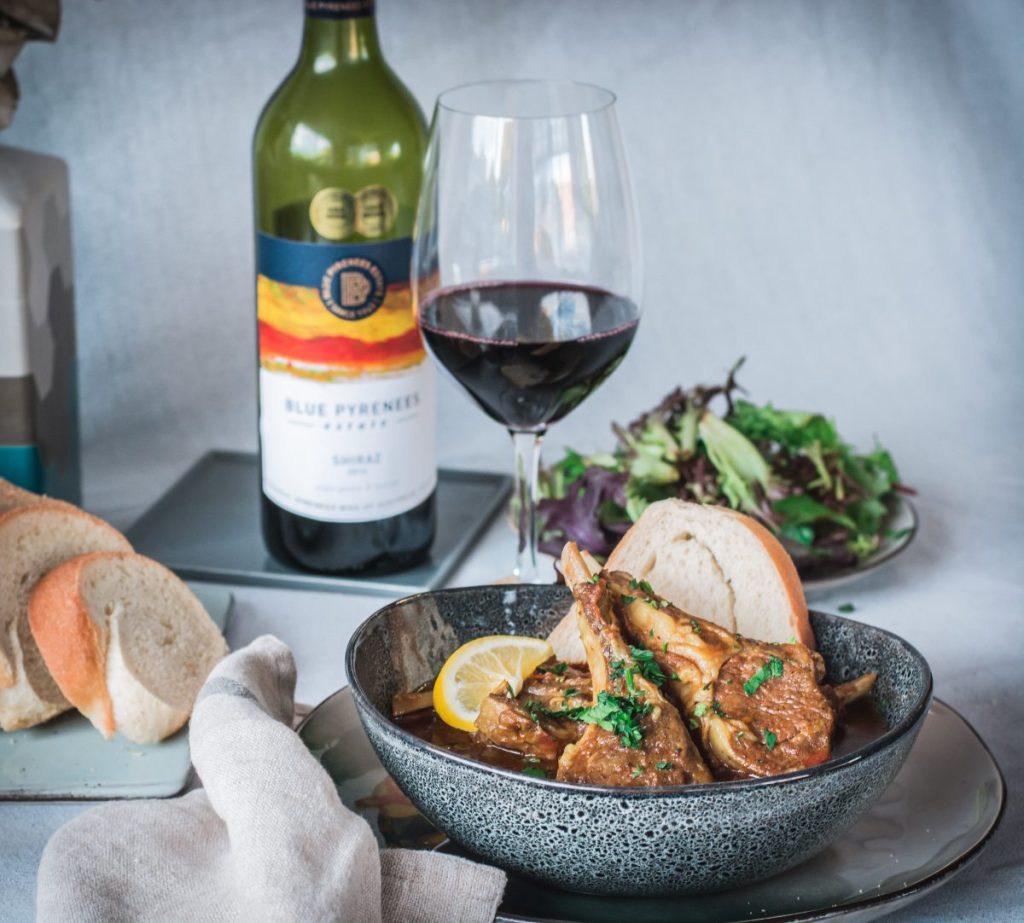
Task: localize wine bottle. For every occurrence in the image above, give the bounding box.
[253,0,435,574]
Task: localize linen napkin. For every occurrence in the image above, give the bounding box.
[36,636,506,923]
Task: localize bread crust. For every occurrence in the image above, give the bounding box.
[722,507,813,647]
[596,500,814,649]
[28,553,118,738]
[0,501,128,692]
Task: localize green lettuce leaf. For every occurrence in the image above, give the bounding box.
[697,412,773,513]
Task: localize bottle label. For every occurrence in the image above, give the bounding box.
[257,232,436,522]
[305,0,374,20]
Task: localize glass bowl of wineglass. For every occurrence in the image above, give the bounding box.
[412,80,642,582]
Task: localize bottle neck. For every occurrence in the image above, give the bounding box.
[299,1,381,70]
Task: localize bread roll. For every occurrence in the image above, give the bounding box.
[547,500,812,655]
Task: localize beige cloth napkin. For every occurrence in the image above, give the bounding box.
[36,636,506,923]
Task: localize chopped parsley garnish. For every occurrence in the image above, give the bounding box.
[615,658,637,694]
[504,682,515,699]
[743,656,785,696]
[711,700,727,718]
[763,729,778,751]
[688,718,700,730]
[628,647,667,687]
[670,672,680,681]
[588,573,601,584]
[631,765,644,778]
[693,703,709,718]
[563,688,579,697]
[646,597,671,610]
[662,641,669,653]
[536,661,569,676]
[620,594,637,605]
[520,767,547,778]
[690,619,702,634]
[572,691,652,749]
[649,628,655,638]
[655,761,674,771]
[735,730,745,739]
[638,579,655,595]
[837,602,856,614]
[702,681,711,690]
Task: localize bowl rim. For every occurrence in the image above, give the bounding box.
[345,584,934,797]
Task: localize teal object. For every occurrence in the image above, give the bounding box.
[0,445,43,493]
[0,585,232,800]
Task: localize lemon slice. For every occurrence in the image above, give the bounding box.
[433,635,554,732]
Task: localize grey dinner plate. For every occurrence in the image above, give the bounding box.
[0,584,233,801]
[300,687,1003,923]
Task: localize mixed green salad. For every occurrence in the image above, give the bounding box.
[537,360,914,576]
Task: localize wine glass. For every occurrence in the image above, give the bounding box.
[412,80,642,582]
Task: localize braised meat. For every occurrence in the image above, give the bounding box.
[556,562,713,786]
[474,662,591,759]
[603,569,865,778]
[475,691,562,762]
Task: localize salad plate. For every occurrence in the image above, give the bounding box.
[801,495,917,596]
[300,687,1003,922]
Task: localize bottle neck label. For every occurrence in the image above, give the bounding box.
[305,0,374,19]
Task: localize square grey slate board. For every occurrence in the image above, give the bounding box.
[0,585,232,800]
[125,451,512,596]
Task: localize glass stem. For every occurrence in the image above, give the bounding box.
[510,429,544,583]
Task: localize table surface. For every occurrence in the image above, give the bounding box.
[0,497,1019,923]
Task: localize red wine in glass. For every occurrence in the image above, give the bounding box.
[413,80,641,582]
[420,281,639,431]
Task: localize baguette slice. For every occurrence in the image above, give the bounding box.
[29,552,229,744]
[0,501,132,729]
[547,549,599,665]
[0,476,51,514]
[547,500,813,655]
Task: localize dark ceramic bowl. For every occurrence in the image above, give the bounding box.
[346,585,932,897]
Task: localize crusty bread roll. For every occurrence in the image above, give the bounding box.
[0,496,132,730]
[29,551,229,744]
[547,500,813,655]
[548,548,599,664]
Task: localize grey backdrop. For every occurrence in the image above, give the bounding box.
[2,2,1023,917]
[5,0,1021,518]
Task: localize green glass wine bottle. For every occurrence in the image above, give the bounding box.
[253,0,435,574]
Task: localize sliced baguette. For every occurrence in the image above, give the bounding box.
[0,476,50,514]
[546,500,812,655]
[547,549,599,665]
[29,552,229,744]
[0,502,132,729]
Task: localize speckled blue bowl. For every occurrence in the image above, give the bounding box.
[346,585,932,896]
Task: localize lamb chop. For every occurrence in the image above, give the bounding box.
[556,547,713,786]
[602,569,874,778]
[474,661,591,761]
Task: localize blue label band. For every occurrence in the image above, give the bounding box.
[258,233,411,322]
[305,0,374,20]
[258,233,411,288]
